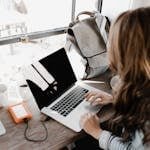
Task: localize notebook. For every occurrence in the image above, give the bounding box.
[22,48,102,132]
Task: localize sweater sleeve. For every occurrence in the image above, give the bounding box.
[98,130,145,150]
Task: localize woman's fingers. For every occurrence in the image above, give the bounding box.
[80,113,91,127]
[84,92,96,100]
[80,113,99,128]
[80,113,101,139]
[84,91,113,106]
[85,93,103,105]
[91,98,102,106]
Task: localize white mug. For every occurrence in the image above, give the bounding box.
[0,83,7,108]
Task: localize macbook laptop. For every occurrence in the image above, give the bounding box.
[22,48,102,132]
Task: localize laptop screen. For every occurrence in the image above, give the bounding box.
[22,48,77,110]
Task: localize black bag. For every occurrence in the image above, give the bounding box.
[65,11,110,79]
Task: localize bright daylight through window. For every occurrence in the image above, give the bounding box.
[0,0,98,86]
[0,0,72,37]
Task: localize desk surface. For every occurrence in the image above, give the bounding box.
[0,70,113,150]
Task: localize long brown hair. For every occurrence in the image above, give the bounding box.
[107,7,150,143]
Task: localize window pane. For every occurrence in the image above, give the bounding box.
[0,34,66,84]
[0,0,72,38]
[101,0,131,20]
[75,0,98,16]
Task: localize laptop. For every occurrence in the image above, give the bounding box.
[22,48,102,132]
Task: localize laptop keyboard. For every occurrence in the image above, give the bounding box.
[50,86,89,117]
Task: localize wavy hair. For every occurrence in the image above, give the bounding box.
[107,7,150,143]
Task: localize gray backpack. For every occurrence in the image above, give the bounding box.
[65,11,110,79]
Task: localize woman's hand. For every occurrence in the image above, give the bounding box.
[80,113,102,139]
[84,90,113,106]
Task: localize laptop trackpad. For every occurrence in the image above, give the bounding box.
[82,100,101,112]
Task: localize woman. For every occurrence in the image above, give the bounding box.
[80,7,150,149]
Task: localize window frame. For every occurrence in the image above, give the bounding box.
[0,0,102,46]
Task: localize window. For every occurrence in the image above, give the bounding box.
[75,0,98,16]
[0,0,72,38]
[0,0,99,84]
[101,0,132,20]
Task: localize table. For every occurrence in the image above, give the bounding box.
[0,70,114,150]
